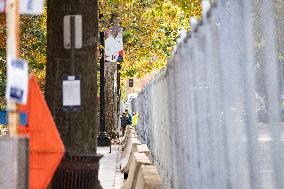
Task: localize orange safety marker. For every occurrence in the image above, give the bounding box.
[19,75,65,189]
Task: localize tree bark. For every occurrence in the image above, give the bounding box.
[46,0,98,154]
[104,62,118,136]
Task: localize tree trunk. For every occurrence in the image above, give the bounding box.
[46,0,98,154]
[104,62,118,136]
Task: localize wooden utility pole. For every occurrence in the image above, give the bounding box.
[6,0,20,136]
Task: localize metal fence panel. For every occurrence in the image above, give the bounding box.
[135,1,284,188]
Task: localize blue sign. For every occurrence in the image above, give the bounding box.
[0,111,28,126]
[6,58,28,104]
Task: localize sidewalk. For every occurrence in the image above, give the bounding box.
[98,145,124,189]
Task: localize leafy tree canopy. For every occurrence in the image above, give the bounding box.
[0,10,47,108]
[0,0,201,106]
[100,0,201,77]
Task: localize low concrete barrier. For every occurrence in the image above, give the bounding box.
[122,153,152,189]
[120,126,164,189]
[136,144,151,162]
[121,141,151,174]
[134,165,164,189]
[121,139,141,173]
[121,126,137,150]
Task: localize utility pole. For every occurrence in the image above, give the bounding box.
[6,0,20,136]
[3,1,29,189]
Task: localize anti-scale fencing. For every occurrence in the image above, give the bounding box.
[133,1,284,189]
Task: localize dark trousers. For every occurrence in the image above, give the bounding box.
[122,127,126,136]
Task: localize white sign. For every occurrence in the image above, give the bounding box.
[19,0,44,15]
[105,26,124,62]
[6,59,28,104]
[0,0,5,13]
[64,15,82,49]
[63,75,81,107]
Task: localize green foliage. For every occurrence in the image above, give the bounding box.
[20,11,47,88]
[100,0,201,78]
[170,0,201,17]
[0,8,47,107]
[0,0,201,107]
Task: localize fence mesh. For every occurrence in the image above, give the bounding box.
[134,1,284,188]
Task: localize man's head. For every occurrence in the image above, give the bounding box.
[125,109,128,113]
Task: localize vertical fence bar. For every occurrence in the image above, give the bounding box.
[261,1,284,188]
[274,2,284,187]
[242,0,260,188]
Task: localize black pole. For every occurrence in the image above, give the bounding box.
[99,31,105,133]
[97,24,110,147]
[70,16,75,74]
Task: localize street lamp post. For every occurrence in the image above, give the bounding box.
[97,29,110,147]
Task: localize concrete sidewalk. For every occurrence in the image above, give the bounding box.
[98,145,124,189]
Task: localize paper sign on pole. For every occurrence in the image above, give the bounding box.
[63,75,81,111]
[19,0,44,15]
[6,59,28,104]
[0,0,5,13]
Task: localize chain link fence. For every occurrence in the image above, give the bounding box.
[134,0,284,188]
